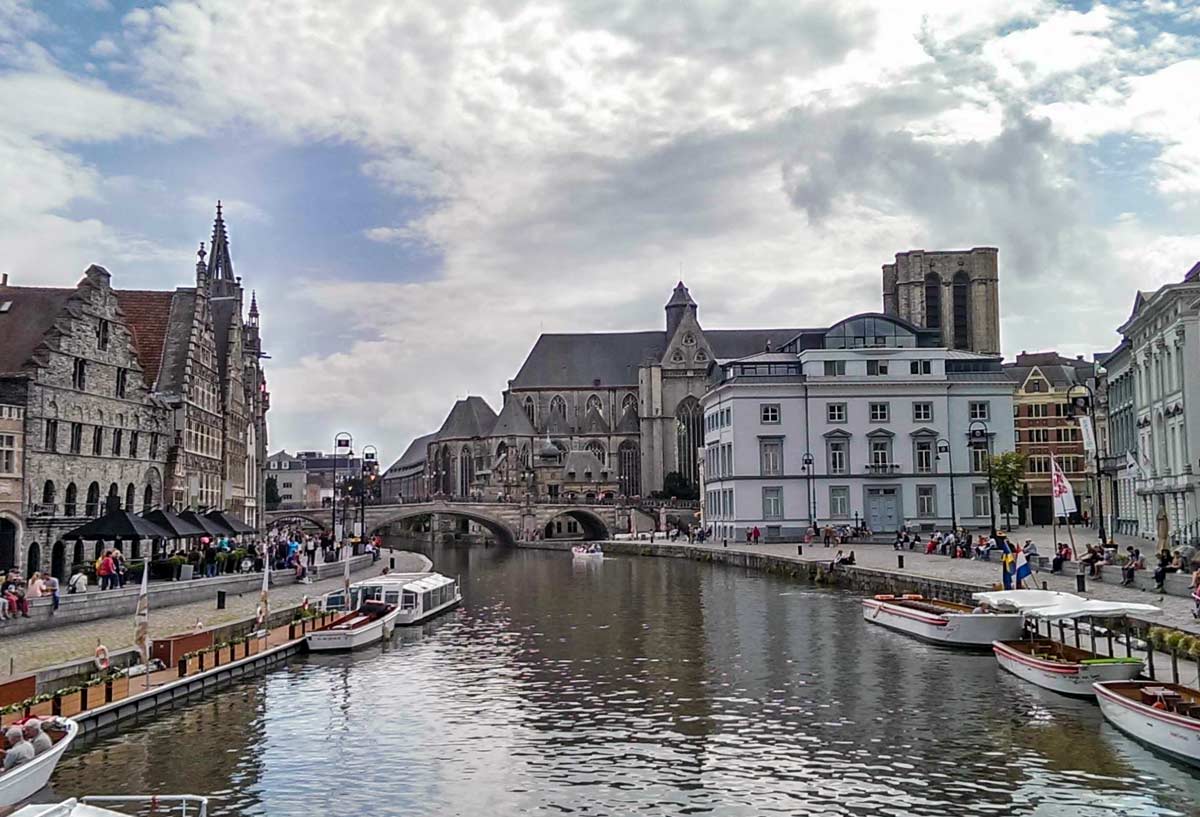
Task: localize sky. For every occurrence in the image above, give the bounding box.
[3,0,1200,466]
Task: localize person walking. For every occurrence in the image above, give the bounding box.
[97,550,116,591]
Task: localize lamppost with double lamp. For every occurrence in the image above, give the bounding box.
[968,420,997,536]
[936,437,958,533]
[360,445,378,546]
[1066,383,1108,545]
[802,452,815,534]
[332,432,353,540]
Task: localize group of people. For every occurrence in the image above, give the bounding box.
[829,550,857,569]
[2,569,34,619]
[264,525,376,583]
[1,718,55,772]
[816,524,871,546]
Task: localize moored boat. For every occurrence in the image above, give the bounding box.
[993,639,1144,697]
[12,795,208,816]
[0,718,78,808]
[861,594,1024,647]
[1094,681,1200,767]
[307,599,401,652]
[311,572,461,651]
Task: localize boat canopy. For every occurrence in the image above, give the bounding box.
[402,574,455,594]
[1024,598,1162,620]
[972,590,1082,612]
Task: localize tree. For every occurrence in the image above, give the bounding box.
[988,451,1026,532]
[656,471,698,501]
[265,476,281,511]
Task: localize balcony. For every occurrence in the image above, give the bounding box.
[864,464,901,476]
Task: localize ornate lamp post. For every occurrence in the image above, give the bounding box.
[332,432,353,540]
[802,452,815,534]
[360,444,378,544]
[1067,384,1108,545]
[936,437,958,533]
[968,420,996,536]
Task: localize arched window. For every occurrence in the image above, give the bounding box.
[519,444,531,468]
[73,539,84,567]
[924,271,941,330]
[41,480,56,509]
[125,483,136,512]
[952,271,970,349]
[0,518,16,572]
[675,397,703,489]
[586,441,607,466]
[671,349,684,363]
[682,332,696,346]
[107,482,120,512]
[143,484,154,514]
[85,482,100,517]
[26,542,40,577]
[586,394,603,416]
[618,440,641,497]
[64,483,78,517]
[494,442,509,477]
[622,393,637,414]
[550,395,567,418]
[523,396,536,426]
[458,446,474,496]
[695,350,708,363]
[51,540,65,581]
[437,446,453,495]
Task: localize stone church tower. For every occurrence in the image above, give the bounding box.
[881,247,1000,354]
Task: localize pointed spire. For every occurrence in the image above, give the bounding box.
[195,241,209,286]
[208,200,234,282]
[249,290,259,317]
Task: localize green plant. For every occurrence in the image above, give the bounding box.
[1149,627,1170,651]
[1165,630,1186,653]
[987,451,1026,530]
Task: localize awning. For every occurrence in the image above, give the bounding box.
[205,509,256,535]
[141,506,206,538]
[62,509,174,541]
[972,590,1083,612]
[1025,598,1162,620]
[178,510,229,538]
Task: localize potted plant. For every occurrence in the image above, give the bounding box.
[184,651,202,676]
[81,675,105,710]
[54,685,85,717]
[168,555,186,581]
[107,671,129,702]
[26,693,55,718]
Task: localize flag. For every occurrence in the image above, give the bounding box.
[133,559,149,664]
[1013,545,1033,589]
[1127,451,1147,481]
[342,539,351,606]
[1077,416,1096,455]
[1050,453,1077,518]
[257,542,270,628]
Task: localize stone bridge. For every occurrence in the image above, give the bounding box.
[263,500,653,546]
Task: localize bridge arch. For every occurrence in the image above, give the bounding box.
[268,512,329,530]
[542,508,610,541]
[368,506,517,547]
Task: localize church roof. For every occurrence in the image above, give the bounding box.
[384,431,437,476]
[115,289,175,387]
[156,289,198,396]
[0,284,76,375]
[490,397,536,437]
[434,396,497,440]
[665,281,696,307]
[510,328,807,389]
[211,296,238,384]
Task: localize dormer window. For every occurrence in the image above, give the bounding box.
[695,350,708,362]
[671,349,684,363]
[682,332,696,346]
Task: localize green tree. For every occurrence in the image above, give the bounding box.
[657,471,698,501]
[264,475,281,510]
[988,451,1026,532]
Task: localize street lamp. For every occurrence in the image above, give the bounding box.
[360,444,378,545]
[936,437,958,533]
[332,432,353,540]
[802,452,815,535]
[968,420,997,537]
[1067,383,1108,545]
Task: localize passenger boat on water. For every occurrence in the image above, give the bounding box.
[861,593,1024,647]
[571,545,603,558]
[309,572,461,651]
[0,718,78,807]
[12,794,208,816]
[1094,681,1200,767]
[976,591,1159,698]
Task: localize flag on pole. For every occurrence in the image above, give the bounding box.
[1050,452,1077,518]
[257,542,270,629]
[1077,415,1096,455]
[342,539,351,606]
[1127,451,1147,481]
[133,558,150,663]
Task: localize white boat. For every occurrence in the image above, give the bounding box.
[307,599,402,652]
[13,795,208,816]
[1094,681,1200,767]
[0,718,78,808]
[310,572,461,651]
[392,572,461,625]
[981,592,1158,698]
[571,546,603,557]
[861,594,1024,647]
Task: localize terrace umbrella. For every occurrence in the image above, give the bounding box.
[63,508,173,541]
[205,509,256,536]
[178,510,228,540]
[142,506,206,539]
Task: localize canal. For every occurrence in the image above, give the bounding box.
[45,544,1200,816]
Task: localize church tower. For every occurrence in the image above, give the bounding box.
[881,247,1000,355]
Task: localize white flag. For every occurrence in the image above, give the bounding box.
[257,542,270,628]
[1126,451,1146,480]
[1077,416,1096,455]
[133,558,150,663]
[1050,452,1077,518]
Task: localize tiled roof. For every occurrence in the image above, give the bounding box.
[115,289,175,387]
[0,284,76,374]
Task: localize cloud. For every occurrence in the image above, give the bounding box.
[89,38,119,57]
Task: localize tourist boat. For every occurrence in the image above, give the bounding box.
[1094,681,1200,767]
[0,718,78,807]
[981,593,1159,698]
[571,545,603,557]
[310,572,461,651]
[12,795,208,816]
[861,594,1024,647]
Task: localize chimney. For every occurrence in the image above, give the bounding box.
[1,273,8,286]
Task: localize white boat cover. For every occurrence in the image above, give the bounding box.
[13,804,127,817]
[401,573,455,593]
[972,589,1082,611]
[1024,598,1162,620]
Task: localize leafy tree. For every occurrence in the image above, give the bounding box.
[265,476,281,510]
[657,471,698,501]
[988,451,1026,531]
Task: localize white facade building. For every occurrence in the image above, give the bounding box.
[701,314,1015,542]
[1117,263,1200,546]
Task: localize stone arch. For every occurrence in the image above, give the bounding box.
[107,482,120,512]
[268,511,330,530]
[367,506,517,547]
[143,484,154,514]
[542,509,610,541]
[73,539,84,567]
[42,479,56,508]
[0,513,20,573]
[85,482,101,517]
[125,482,136,512]
[26,541,41,577]
[64,482,78,517]
[51,540,66,581]
[143,466,163,512]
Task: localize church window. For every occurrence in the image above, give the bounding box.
[682,332,696,346]
[523,396,536,426]
[72,359,87,390]
[586,394,603,415]
[924,272,941,330]
[695,350,707,362]
[97,320,110,351]
[952,271,970,350]
[116,368,128,398]
[550,395,567,418]
[586,441,606,466]
[675,397,703,490]
[618,440,641,496]
[622,393,637,414]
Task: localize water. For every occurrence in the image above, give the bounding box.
[45,544,1200,816]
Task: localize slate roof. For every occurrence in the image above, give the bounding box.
[384,432,437,477]
[490,397,536,437]
[0,284,76,374]
[434,396,497,440]
[115,290,175,387]
[666,281,696,307]
[510,328,808,388]
[211,296,237,385]
[562,449,606,477]
[157,289,197,395]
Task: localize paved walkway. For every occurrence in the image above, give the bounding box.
[1,550,429,677]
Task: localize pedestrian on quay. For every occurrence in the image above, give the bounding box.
[113,548,127,587]
[96,551,116,591]
[752,526,761,545]
[67,566,88,595]
[1,571,29,618]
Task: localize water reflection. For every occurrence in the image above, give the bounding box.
[46,543,1200,816]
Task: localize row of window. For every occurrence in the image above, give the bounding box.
[705,406,733,433]
[1026,455,1085,474]
[185,420,222,459]
[70,358,132,398]
[44,420,159,460]
[743,400,991,426]
[708,483,994,521]
[1019,427,1079,443]
[39,479,155,517]
[1016,402,1077,418]
[704,438,993,479]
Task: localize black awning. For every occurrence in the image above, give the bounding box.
[142,506,207,538]
[62,509,174,541]
[178,510,229,538]
[205,509,256,535]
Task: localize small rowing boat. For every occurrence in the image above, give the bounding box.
[1094,681,1200,767]
[0,718,78,807]
[861,594,1024,647]
[572,545,603,558]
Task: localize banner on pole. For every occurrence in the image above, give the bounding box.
[133,561,149,663]
[1077,416,1096,455]
[1050,453,1078,518]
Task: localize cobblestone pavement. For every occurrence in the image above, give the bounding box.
[1,550,430,677]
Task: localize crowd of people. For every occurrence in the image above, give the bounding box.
[1,718,56,772]
[262,525,379,583]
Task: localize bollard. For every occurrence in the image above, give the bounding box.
[897,554,904,569]
[723,539,728,548]
[797,544,803,556]
[390,556,395,570]
[216,590,226,610]
[1041,581,1048,591]
[1075,573,1086,593]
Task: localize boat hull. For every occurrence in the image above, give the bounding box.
[861,599,1023,647]
[396,594,462,626]
[0,719,79,807]
[993,641,1143,697]
[1095,682,1200,767]
[307,607,402,652]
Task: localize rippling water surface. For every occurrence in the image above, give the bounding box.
[47,544,1200,816]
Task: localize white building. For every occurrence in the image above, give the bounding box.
[1117,262,1200,546]
[701,314,1015,542]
